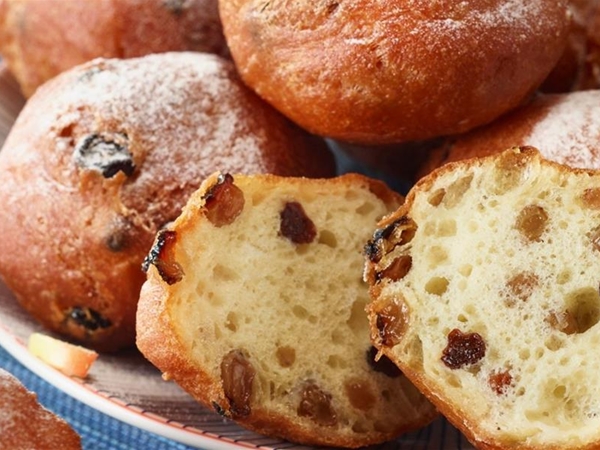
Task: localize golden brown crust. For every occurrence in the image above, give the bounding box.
[0,0,228,97]
[418,91,600,179]
[367,147,600,450]
[219,0,570,145]
[137,172,436,448]
[0,368,81,449]
[0,52,335,351]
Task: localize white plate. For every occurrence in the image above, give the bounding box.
[0,64,474,450]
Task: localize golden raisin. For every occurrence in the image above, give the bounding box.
[589,226,600,251]
[546,310,578,335]
[280,201,317,244]
[297,381,337,426]
[441,329,486,369]
[582,188,600,209]
[344,379,376,411]
[515,205,548,242]
[221,349,256,418]
[276,346,296,368]
[488,370,513,395]
[505,272,539,303]
[377,255,412,282]
[375,298,409,347]
[203,174,245,227]
[74,132,134,178]
[365,216,417,263]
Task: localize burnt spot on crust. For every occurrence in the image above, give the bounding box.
[441,329,486,369]
[202,174,245,227]
[221,349,256,418]
[366,346,402,378]
[279,201,317,244]
[142,230,184,284]
[65,307,112,332]
[73,133,134,178]
[297,381,338,426]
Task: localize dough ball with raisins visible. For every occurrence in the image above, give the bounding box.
[0,52,334,352]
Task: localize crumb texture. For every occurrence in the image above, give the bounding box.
[368,148,600,448]
[138,173,436,448]
[0,368,81,449]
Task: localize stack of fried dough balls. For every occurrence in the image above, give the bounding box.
[0,0,229,97]
[218,0,571,145]
[0,52,335,352]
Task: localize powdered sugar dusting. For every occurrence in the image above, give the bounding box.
[413,0,564,43]
[0,368,80,447]
[3,51,329,226]
[527,91,600,169]
[32,52,283,185]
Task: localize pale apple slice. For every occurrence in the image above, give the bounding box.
[28,332,98,378]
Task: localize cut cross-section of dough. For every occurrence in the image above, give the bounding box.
[365,147,600,450]
[137,172,436,448]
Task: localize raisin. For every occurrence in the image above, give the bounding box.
[66,307,112,331]
[376,255,412,282]
[142,230,184,284]
[202,174,245,227]
[365,217,416,264]
[366,346,402,378]
[515,205,548,242]
[276,346,296,368]
[344,379,376,411]
[297,381,337,426]
[73,133,134,178]
[441,328,486,369]
[104,216,134,252]
[488,370,513,395]
[582,188,600,209]
[505,272,538,303]
[221,350,256,418]
[279,201,317,244]
[375,298,409,347]
[546,310,578,335]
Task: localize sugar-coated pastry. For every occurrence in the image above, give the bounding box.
[366,147,600,449]
[0,52,335,352]
[420,91,600,178]
[137,172,436,448]
[0,0,229,97]
[219,0,570,145]
[542,0,600,92]
[0,368,81,450]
